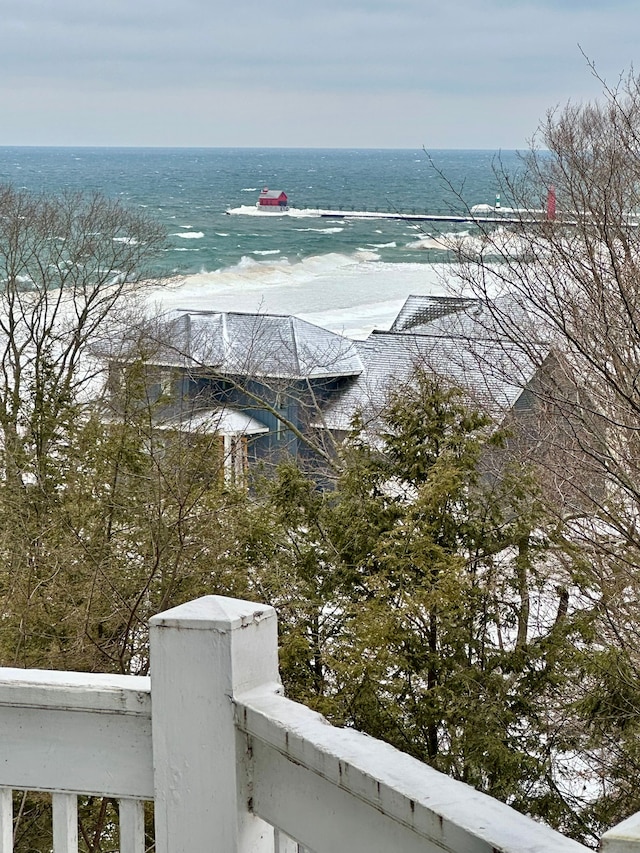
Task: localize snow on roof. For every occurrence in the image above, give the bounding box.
[390,295,481,333]
[156,406,269,436]
[389,293,541,340]
[315,293,549,431]
[152,310,364,380]
[317,330,539,431]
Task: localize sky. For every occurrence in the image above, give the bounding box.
[1,0,638,149]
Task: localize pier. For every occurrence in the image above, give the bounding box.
[226,185,571,225]
[226,203,567,225]
[318,209,543,224]
[228,205,640,228]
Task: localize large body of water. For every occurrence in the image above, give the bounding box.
[0,147,519,336]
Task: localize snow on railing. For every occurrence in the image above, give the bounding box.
[0,594,628,852]
[0,666,152,853]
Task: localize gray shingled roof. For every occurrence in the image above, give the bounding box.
[392,294,544,342]
[390,295,481,333]
[153,310,364,380]
[317,331,540,431]
[317,293,550,431]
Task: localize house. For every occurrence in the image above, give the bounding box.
[110,296,598,503]
[343,294,601,509]
[257,188,288,208]
[316,294,547,434]
[109,309,363,479]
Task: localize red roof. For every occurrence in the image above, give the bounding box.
[259,189,287,200]
[258,188,288,207]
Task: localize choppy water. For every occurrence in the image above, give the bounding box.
[0,147,520,335]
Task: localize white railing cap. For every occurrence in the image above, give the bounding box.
[149,594,275,631]
[0,668,150,714]
[240,691,591,853]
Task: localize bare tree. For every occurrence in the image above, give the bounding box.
[0,187,164,485]
[0,186,167,666]
[449,69,640,523]
[444,68,640,829]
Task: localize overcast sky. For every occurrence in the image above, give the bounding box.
[1,0,637,149]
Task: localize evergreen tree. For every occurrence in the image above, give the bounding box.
[246,372,597,841]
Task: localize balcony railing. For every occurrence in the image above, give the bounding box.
[0,594,634,852]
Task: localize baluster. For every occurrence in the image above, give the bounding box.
[52,793,77,853]
[0,789,12,853]
[119,799,145,853]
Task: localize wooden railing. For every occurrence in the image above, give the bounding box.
[0,667,152,852]
[0,594,634,852]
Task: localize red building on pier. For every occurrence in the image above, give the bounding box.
[258,188,288,208]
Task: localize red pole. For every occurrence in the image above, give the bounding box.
[546,185,556,221]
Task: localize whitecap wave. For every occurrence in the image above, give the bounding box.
[172,231,204,239]
[407,235,450,250]
[294,227,344,234]
[407,227,528,258]
[226,205,323,218]
[251,249,281,256]
[143,250,456,336]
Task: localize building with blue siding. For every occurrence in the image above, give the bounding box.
[109,296,597,502]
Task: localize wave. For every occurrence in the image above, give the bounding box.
[143,250,454,337]
[294,227,344,234]
[407,235,451,250]
[226,205,327,218]
[251,249,281,256]
[407,227,527,257]
[172,231,205,239]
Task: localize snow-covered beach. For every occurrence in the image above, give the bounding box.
[145,253,452,339]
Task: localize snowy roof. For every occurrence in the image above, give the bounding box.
[151,310,364,380]
[390,293,543,342]
[390,295,481,333]
[156,406,269,436]
[318,330,539,431]
[317,293,551,431]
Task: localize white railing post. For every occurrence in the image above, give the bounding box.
[149,595,280,853]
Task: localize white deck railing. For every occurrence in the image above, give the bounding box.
[0,594,634,852]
